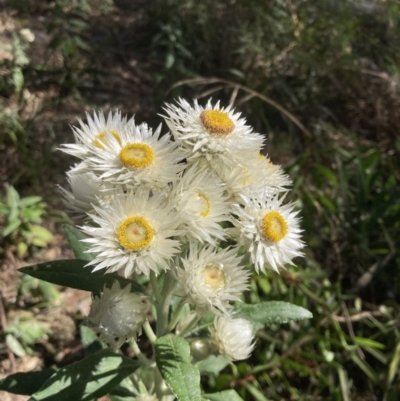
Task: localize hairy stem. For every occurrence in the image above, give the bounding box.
[177,313,201,338]
[156,270,176,337]
[129,339,153,367]
[167,298,186,332]
[143,320,157,345]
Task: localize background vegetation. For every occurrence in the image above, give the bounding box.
[1,0,399,400]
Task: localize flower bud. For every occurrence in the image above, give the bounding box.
[210,316,255,361]
[190,338,211,361]
[87,281,146,347]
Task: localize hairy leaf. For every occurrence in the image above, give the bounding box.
[29,349,140,401]
[233,301,312,329]
[155,334,201,401]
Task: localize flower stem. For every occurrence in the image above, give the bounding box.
[167,298,186,332]
[143,320,157,345]
[129,339,153,367]
[156,270,176,337]
[177,313,201,338]
[150,271,161,304]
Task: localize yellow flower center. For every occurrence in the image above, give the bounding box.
[201,264,226,291]
[94,130,121,149]
[200,110,235,136]
[116,216,155,251]
[261,211,288,242]
[119,143,155,168]
[197,191,211,217]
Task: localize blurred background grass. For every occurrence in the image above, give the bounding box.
[0,0,399,400]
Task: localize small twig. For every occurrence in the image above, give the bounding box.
[0,292,16,373]
[286,0,301,38]
[330,310,384,323]
[341,302,365,360]
[352,252,395,292]
[229,85,239,104]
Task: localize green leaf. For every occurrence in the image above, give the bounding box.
[233,301,313,330]
[353,337,385,350]
[63,224,96,261]
[387,340,400,388]
[19,259,144,294]
[0,369,57,395]
[80,325,104,356]
[19,196,43,208]
[155,334,202,401]
[5,334,26,357]
[17,241,28,258]
[29,349,141,401]
[196,355,228,376]
[30,225,53,247]
[315,164,338,187]
[6,186,19,207]
[109,377,137,400]
[203,390,244,401]
[13,68,24,93]
[3,218,21,237]
[37,280,61,303]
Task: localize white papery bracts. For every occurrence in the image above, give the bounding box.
[175,244,250,315]
[210,316,255,361]
[87,281,147,347]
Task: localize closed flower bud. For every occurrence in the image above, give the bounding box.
[87,281,147,347]
[210,316,255,361]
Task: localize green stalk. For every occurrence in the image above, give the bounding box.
[129,339,153,367]
[177,313,201,338]
[156,270,176,337]
[143,320,157,345]
[167,298,186,332]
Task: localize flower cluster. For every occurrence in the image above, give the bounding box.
[60,99,304,361]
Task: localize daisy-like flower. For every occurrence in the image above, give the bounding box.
[82,122,185,189]
[232,193,304,273]
[214,153,291,202]
[81,189,182,277]
[210,316,255,361]
[87,281,147,347]
[163,98,264,167]
[62,111,185,189]
[58,167,109,218]
[255,153,292,192]
[175,244,250,315]
[169,164,230,245]
[61,110,135,160]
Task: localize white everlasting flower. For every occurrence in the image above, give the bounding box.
[87,281,147,347]
[232,193,304,273]
[170,164,230,245]
[61,110,135,160]
[210,316,255,361]
[214,153,291,202]
[255,154,292,192]
[58,168,108,218]
[61,110,185,189]
[83,123,185,189]
[81,189,182,277]
[175,244,250,315]
[163,98,264,166]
